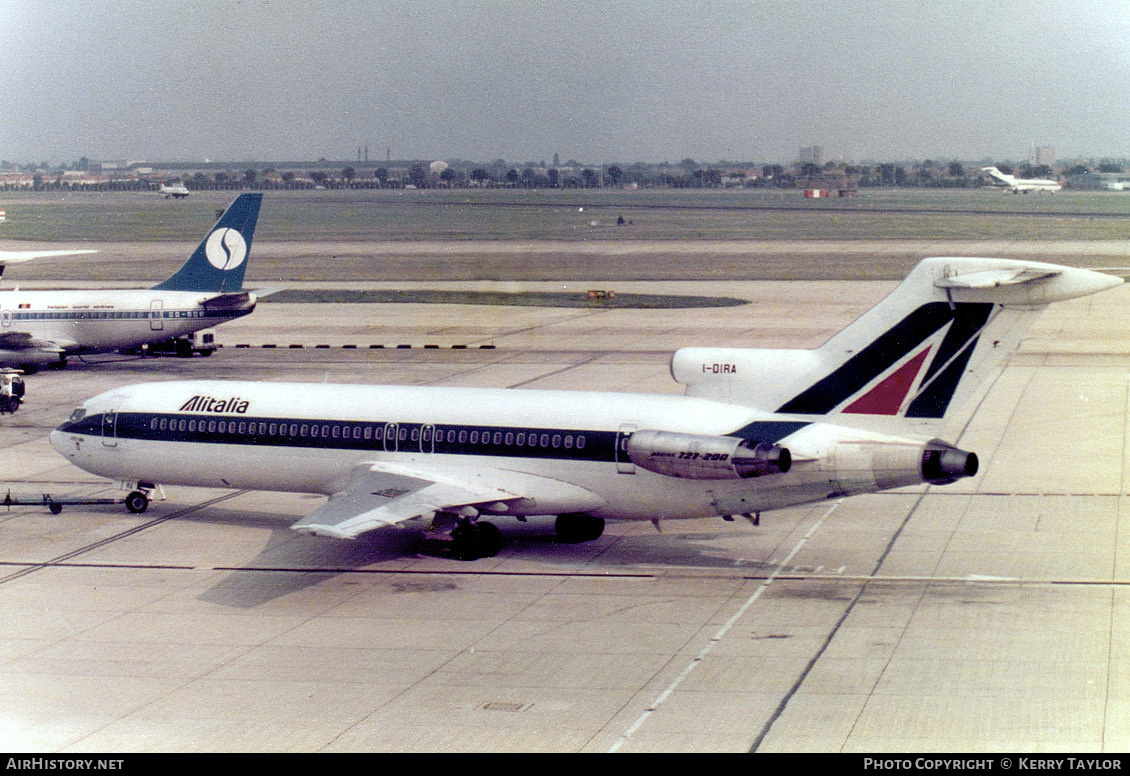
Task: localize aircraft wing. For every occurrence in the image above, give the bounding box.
[0,250,98,264]
[0,250,98,282]
[0,330,69,354]
[291,462,531,540]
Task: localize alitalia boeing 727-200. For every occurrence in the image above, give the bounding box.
[51,257,1120,559]
[0,193,261,371]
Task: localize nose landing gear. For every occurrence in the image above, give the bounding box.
[124,490,150,514]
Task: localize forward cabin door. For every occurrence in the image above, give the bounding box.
[101,407,119,448]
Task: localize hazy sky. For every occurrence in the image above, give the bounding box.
[2,0,1128,165]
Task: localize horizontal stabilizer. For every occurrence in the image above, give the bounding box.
[201,291,255,310]
[934,267,1060,289]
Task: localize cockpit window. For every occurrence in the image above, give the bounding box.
[68,408,86,423]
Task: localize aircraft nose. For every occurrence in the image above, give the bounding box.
[49,428,70,456]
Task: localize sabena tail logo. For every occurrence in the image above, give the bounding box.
[204,228,248,271]
[179,395,250,413]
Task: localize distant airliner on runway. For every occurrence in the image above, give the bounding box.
[159,182,190,198]
[982,166,1062,193]
[0,193,262,371]
[52,256,1120,559]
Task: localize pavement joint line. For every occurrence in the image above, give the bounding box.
[608,501,840,753]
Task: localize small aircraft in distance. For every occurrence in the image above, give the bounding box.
[52,256,1121,560]
[981,166,1062,193]
[159,182,190,199]
[0,192,262,371]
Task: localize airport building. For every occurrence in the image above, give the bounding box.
[798,145,824,166]
[1066,171,1130,190]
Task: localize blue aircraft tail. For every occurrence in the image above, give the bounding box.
[150,193,262,292]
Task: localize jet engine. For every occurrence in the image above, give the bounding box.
[626,430,791,480]
[921,439,979,484]
[831,436,979,495]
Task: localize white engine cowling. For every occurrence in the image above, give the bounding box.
[626,430,791,480]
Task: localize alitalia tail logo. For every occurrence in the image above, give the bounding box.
[179,395,250,413]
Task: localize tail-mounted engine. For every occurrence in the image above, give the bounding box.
[626,430,791,480]
[838,436,979,495]
[921,439,979,484]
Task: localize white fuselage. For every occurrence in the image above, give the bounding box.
[1007,179,1062,192]
[50,379,944,523]
[0,288,254,355]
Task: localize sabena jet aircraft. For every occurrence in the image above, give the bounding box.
[0,193,261,371]
[52,257,1120,560]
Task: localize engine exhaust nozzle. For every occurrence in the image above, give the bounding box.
[921,440,979,485]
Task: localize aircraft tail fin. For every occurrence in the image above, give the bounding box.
[981,166,1015,185]
[672,258,1121,434]
[150,193,262,292]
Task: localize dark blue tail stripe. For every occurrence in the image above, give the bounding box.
[776,302,995,417]
[906,303,994,418]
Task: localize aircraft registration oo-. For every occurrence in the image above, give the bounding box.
[0,193,262,370]
[51,256,1121,559]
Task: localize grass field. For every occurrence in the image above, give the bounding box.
[2,188,1129,283]
[2,187,1130,243]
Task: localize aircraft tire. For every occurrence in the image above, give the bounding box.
[477,521,503,557]
[451,521,504,561]
[450,523,480,561]
[554,513,605,543]
[125,491,149,514]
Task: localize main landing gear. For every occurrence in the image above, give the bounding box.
[554,513,605,543]
[450,519,503,561]
[445,512,607,561]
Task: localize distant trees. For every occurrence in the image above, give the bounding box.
[408,164,427,188]
[12,150,1130,193]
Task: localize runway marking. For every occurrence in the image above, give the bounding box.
[0,490,249,586]
[230,343,496,349]
[607,501,841,753]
